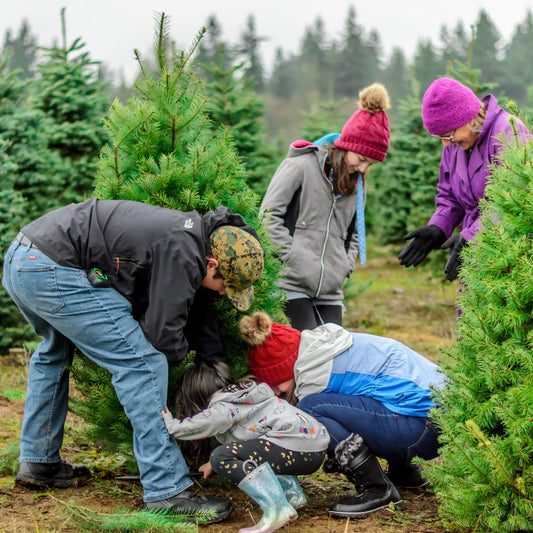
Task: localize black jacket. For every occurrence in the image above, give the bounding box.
[22,198,254,364]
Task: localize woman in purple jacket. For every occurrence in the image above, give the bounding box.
[398,78,531,281]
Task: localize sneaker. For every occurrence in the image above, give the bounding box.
[386,462,431,490]
[144,490,234,523]
[15,461,91,489]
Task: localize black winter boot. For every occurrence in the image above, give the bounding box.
[386,461,431,490]
[329,434,402,518]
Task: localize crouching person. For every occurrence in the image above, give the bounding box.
[2,198,264,523]
[240,312,445,519]
[163,361,329,533]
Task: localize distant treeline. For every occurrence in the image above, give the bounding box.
[3,6,533,140]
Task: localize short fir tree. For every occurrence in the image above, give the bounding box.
[70,14,284,453]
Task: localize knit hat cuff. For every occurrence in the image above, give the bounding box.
[333,138,387,162]
[249,348,296,387]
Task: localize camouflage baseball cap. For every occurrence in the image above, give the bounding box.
[209,225,264,311]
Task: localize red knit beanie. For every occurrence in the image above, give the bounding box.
[239,312,301,387]
[334,83,391,162]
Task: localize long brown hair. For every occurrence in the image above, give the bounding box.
[174,360,254,418]
[324,145,361,197]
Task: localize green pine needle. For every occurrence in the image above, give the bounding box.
[51,495,216,532]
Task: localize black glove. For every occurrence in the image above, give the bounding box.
[398,225,446,267]
[441,233,466,281]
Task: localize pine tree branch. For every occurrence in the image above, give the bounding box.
[466,419,526,496]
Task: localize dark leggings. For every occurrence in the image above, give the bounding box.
[284,298,343,331]
[209,439,326,484]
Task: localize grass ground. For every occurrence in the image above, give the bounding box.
[0,248,462,533]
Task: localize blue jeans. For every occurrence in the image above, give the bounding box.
[297,393,440,463]
[2,239,192,502]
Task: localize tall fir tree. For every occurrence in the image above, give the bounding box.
[439,21,469,69]
[427,108,533,533]
[201,49,277,195]
[500,10,533,104]
[235,15,266,93]
[194,14,230,84]
[297,17,330,101]
[0,59,61,352]
[335,6,369,97]
[2,19,38,80]
[381,47,411,119]
[31,8,109,210]
[412,39,444,93]
[471,9,503,83]
[268,47,297,100]
[70,14,284,451]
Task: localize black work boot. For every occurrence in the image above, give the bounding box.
[15,461,91,489]
[386,461,431,490]
[144,490,234,524]
[329,434,402,518]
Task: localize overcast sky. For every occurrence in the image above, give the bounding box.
[2,1,532,83]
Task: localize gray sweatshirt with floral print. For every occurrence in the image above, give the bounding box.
[163,382,329,453]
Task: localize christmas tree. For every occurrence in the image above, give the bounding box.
[0,58,59,350]
[427,110,533,532]
[32,8,109,209]
[200,51,278,196]
[70,14,284,453]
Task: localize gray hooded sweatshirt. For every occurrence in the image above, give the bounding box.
[163,382,329,453]
[260,141,360,300]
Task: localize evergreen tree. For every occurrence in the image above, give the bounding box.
[381,47,410,117]
[297,17,330,100]
[31,8,109,210]
[364,29,382,83]
[300,96,350,142]
[194,14,230,83]
[427,109,533,532]
[500,10,533,104]
[2,19,38,79]
[0,58,51,351]
[235,15,266,93]
[268,47,297,99]
[70,15,284,451]
[471,9,503,83]
[201,50,277,195]
[412,39,444,93]
[335,6,369,97]
[439,21,469,69]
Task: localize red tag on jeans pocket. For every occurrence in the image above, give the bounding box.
[29,255,36,259]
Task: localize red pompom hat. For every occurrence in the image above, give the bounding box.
[334,82,391,162]
[239,312,301,387]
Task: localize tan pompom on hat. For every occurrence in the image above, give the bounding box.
[239,312,301,387]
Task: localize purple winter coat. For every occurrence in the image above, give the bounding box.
[428,94,531,241]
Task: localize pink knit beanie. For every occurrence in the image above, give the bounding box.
[240,312,301,387]
[422,78,481,135]
[334,83,390,162]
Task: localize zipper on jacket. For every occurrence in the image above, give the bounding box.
[114,256,149,274]
[315,193,336,297]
